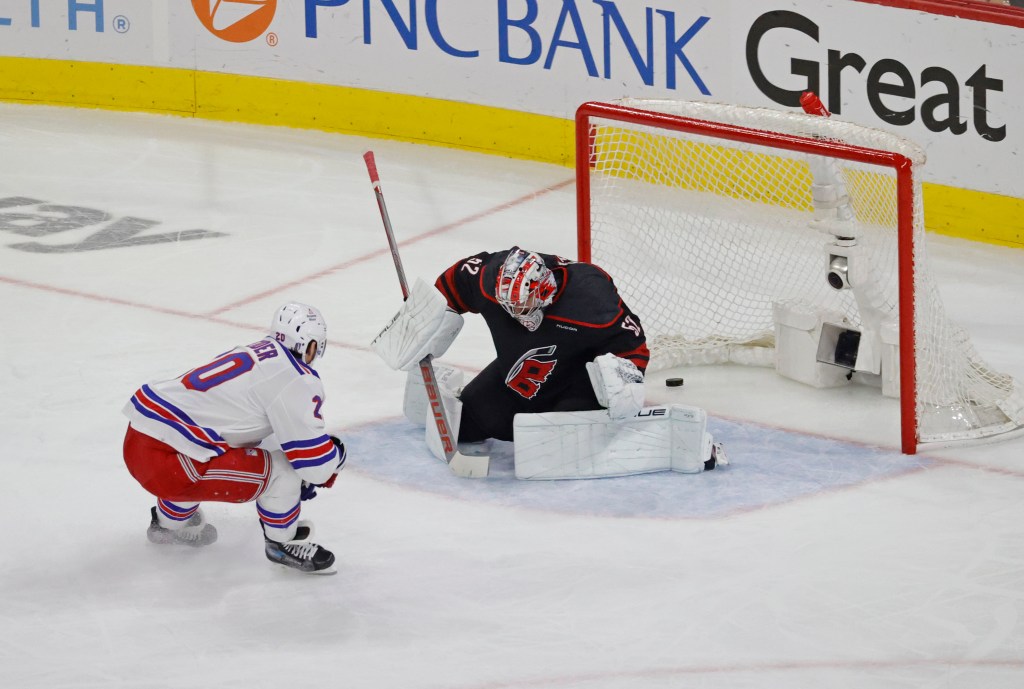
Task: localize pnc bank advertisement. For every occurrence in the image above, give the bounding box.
[0,0,1020,198]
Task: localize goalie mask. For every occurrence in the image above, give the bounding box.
[495,248,557,332]
[270,302,327,363]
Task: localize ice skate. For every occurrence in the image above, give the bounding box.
[704,442,728,471]
[147,506,218,547]
[264,523,336,574]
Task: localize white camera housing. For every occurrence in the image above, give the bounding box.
[827,254,850,290]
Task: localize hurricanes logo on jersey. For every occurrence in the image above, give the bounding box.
[505,345,557,399]
[192,0,277,43]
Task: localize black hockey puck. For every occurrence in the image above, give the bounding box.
[665,377,685,387]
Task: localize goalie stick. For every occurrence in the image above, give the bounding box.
[362,150,489,479]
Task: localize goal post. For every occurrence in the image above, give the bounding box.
[575,98,1024,454]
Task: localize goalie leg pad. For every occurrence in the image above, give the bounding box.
[513,405,709,480]
[425,382,463,463]
[414,366,489,478]
[403,363,464,428]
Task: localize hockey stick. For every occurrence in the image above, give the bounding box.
[363,150,489,479]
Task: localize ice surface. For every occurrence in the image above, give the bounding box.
[2,104,1023,689]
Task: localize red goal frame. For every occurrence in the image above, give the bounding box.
[854,0,1024,29]
[575,101,922,454]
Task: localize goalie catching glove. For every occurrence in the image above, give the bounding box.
[586,353,645,420]
[371,278,464,371]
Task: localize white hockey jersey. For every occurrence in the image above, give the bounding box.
[122,337,340,486]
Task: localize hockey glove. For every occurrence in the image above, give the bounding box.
[586,353,645,420]
[319,436,346,489]
[300,481,319,501]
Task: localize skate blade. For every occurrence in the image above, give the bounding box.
[267,559,337,575]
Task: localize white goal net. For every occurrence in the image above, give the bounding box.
[576,98,1023,453]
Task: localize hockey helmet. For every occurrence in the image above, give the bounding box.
[270,302,327,362]
[495,248,557,331]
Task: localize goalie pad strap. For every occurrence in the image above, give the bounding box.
[513,405,708,480]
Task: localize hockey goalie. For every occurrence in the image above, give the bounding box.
[371,246,727,479]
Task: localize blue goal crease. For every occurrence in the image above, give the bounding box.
[343,417,928,519]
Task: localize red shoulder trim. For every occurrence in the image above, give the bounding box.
[436,266,470,313]
[479,263,499,306]
[616,343,651,372]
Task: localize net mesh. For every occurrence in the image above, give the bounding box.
[582,99,1023,445]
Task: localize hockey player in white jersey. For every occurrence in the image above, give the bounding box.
[122,303,346,574]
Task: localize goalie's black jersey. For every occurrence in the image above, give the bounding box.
[434,249,649,421]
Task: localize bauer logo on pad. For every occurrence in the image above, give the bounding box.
[192,0,277,43]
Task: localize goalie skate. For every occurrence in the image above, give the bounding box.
[705,442,728,471]
[147,506,218,547]
[264,523,336,575]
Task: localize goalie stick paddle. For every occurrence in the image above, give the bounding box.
[362,150,489,479]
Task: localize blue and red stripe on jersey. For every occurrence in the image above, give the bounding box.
[281,435,338,470]
[130,385,230,456]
